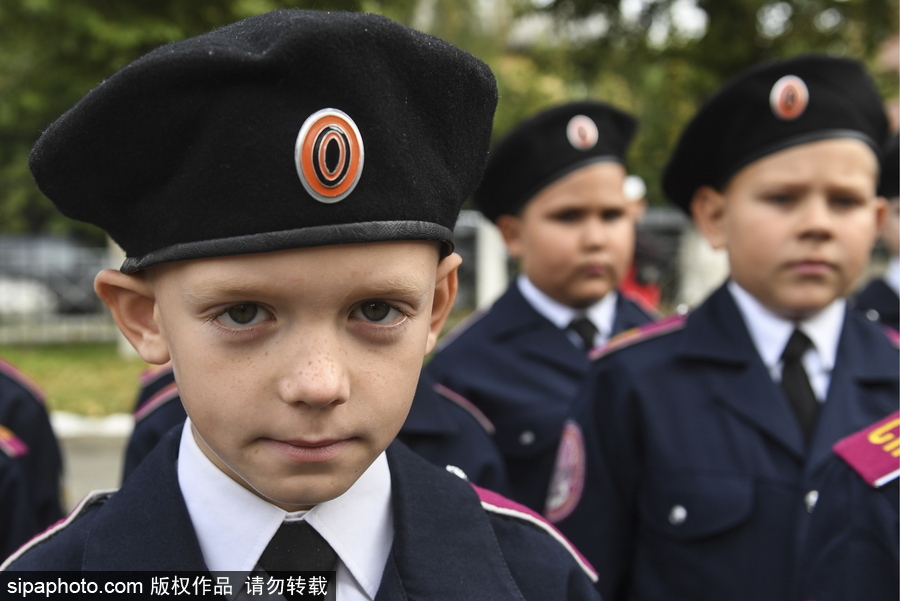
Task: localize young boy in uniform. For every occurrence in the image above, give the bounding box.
[1,10,599,599]
[854,133,899,330]
[552,54,898,601]
[424,101,656,515]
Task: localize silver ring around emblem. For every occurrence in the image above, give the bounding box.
[295,108,365,204]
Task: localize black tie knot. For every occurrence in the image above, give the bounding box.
[568,316,598,351]
[259,521,337,573]
[782,329,813,362]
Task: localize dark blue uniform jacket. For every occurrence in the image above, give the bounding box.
[556,284,899,601]
[853,277,899,331]
[424,284,655,513]
[0,360,64,532]
[798,414,899,601]
[0,453,37,561]
[122,368,510,495]
[5,429,600,601]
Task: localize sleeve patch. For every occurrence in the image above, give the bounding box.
[472,483,598,583]
[833,411,900,488]
[544,420,585,524]
[0,425,29,458]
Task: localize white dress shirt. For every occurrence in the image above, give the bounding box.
[728,281,844,401]
[177,419,393,601]
[517,275,618,348]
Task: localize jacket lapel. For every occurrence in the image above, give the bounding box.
[806,310,900,476]
[485,285,587,376]
[376,442,526,601]
[678,285,806,461]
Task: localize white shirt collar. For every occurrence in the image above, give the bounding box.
[517,275,618,346]
[728,281,844,400]
[178,419,393,600]
[885,256,900,296]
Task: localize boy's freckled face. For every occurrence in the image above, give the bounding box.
[711,139,884,320]
[150,241,441,511]
[500,162,637,309]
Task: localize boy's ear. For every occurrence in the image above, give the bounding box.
[691,186,728,250]
[495,214,523,259]
[94,269,170,364]
[425,252,463,355]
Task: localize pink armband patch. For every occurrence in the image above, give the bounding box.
[832,411,900,488]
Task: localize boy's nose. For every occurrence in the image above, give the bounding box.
[582,218,607,247]
[799,195,837,240]
[278,339,349,408]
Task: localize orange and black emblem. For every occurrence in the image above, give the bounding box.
[295,108,364,203]
[769,75,809,121]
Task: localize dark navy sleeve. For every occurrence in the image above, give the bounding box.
[0,454,38,562]
[0,366,64,530]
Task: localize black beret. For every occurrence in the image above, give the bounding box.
[473,101,637,222]
[29,10,498,273]
[662,54,889,214]
[879,134,899,199]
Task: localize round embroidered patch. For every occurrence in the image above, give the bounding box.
[566,115,599,151]
[545,420,586,523]
[295,108,364,203]
[769,75,809,121]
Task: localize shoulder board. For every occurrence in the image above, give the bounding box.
[0,489,116,571]
[0,424,29,458]
[590,314,686,361]
[0,358,46,404]
[138,361,174,387]
[433,308,488,352]
[433,382,495,435]
[472,483,598,583]
[884,326,899,349]
[134,380,180,423]
[833,411,900,488]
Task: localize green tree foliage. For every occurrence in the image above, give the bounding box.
[0,0,896,240]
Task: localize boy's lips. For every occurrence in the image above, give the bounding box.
[788,259,834,276]
[264,437,351,462]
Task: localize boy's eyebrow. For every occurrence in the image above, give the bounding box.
[178,272,432,305]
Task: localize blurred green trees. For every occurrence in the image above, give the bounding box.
[0,0,896,242]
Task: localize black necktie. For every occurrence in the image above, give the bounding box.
[781,329,819,440]
[259,521,337,573]
[568,316,599,351]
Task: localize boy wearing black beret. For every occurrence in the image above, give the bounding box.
[552,54,898,601]
[424,101,656,516]
[0,10,600,599]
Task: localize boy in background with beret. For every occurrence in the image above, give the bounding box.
[553,54,898,601]
[424,101,656,516]
[1,10,600,599]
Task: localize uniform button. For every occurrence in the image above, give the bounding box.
[519,430,536,446]
[805,490,819,513]
[668,505,687,525]
[866,309,880,322]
